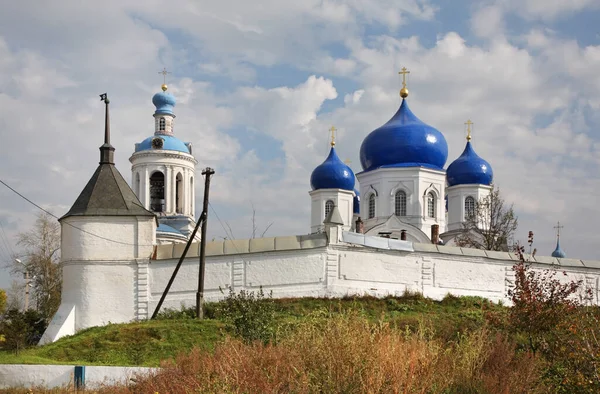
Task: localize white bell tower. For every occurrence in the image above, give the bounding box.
[129,77,198,240]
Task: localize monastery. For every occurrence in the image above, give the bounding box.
[40,71,584,344]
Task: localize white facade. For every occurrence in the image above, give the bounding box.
[309,188,354,233]
[446,184,492,232]
[356,167,446,240]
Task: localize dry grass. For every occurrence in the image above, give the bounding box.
[91,311,545,394]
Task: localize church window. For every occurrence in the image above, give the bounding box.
[159,117,166,131]
[427,192,435,218]
[149,171,165,213]
[325,200,334,219]
[176,173,183,214]
[368,194,376,219]
[465,196,475,220]
[394,190,406,216]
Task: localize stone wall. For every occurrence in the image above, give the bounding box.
[146,232,600,317]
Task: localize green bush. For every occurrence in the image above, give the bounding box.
[215,287,276,344]
[0,309,47,354]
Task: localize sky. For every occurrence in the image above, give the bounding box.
[1,0,600,288]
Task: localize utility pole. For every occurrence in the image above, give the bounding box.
[24,270,30,311]
[197,167,215,319]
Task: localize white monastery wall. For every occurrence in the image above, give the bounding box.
[46,229,600,344]
[145,232,600,315]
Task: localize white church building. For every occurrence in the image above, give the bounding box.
[40,74,597,344]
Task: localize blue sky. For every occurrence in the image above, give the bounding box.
[1,0,600,290]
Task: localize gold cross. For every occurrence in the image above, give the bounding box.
[554,221,564,238]
[398,67,410,89]
[465,119,473,141]
[158,67,171,84]
[329,126,337,147]
[344,159,351,164]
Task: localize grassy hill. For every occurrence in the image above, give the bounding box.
[0,293,501,367]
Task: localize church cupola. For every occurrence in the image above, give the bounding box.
[309,127,356,233]
[359,68,448,172]
[446,120,493,187]
[551,222,566,258]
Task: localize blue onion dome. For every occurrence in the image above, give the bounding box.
[310,146,355,191]
[551,238,566,258]
[359,99,448,172]
[152,84,176,115]
[446,139,493,187]
[353,189,360,214]
[135,135,191,154]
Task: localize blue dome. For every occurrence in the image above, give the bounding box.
[135,135,191,154]
[359,99,448,172]
[310,147,355,191]
[353,189,360,214]
[152,91,176,115]
[551,239,566,258]
[447,141,493,187]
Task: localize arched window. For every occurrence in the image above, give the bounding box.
[394,190,406,216]
[159,117,166,131]
[427,192,435,218]
[149,171,165,212]
[368,194,376,219]
[325,200,334,219]
[464,196,475,220]
[176,173,183,214]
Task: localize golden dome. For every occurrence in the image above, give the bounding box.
[400,87,409,98]
[161,84,168,92]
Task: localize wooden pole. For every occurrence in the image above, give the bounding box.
[197,167,215,319]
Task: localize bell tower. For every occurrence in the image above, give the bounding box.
[129,70,198,242]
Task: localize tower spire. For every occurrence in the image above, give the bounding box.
[465,119,473,141]
[329,126,337,147]
[398,67,410,98]
[99,93,115,164]
[158,67,171,91]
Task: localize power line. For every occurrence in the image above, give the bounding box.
[0,219,15,258]
[0,179,155,247]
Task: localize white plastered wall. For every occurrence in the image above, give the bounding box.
[40,216,156,344]
[308,189,354,233]
[446,184,492,231]
[357,167,446,238]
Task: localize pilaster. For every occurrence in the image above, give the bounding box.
[136,259,150,320]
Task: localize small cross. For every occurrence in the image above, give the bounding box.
[158,67,171,84]
[554,221,564,238]
[465,119,473,141]
[344,159,351,165]
[329,126,337,147]
[398,67,410,88]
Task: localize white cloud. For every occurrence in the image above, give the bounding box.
[1,0,600,289]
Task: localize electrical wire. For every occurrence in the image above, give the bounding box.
[0,179,156,247]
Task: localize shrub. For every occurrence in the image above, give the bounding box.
[96,312,545,394]
[215,287,276,344]
[0,308,46,354]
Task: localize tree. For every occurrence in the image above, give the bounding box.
[455,187,518,251]
[0,289,6,315]
[0,308,47,354]
[11,212,61,322]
